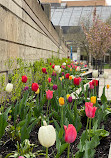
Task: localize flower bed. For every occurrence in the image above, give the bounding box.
[0,58,110,158]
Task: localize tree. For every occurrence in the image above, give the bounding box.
[82,8,111,61]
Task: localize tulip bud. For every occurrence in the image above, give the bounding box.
[22,75,28,83]
[59,97,65,106]
[68,96,72,103]
[53,84,58,90]
[46,90,53,100]
[38,121,56,148]
[76,67,80,72]
[90,96,96,104]
[6,83,13,93]
[62,62,66,66]
[92,70,98,78]
[106,84,110,89]
[48,77,51,83]
[103,72,108,79]
[64,124,77,143]
[24,86,29,91]
[65,73,70,79]
[69,76,72,80]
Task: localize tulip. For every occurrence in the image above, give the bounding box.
[69,76,72,80]
[92,80,98,86]
[64,124,77,158]
[85,102,97,118]
[106,84,110,89]
[62,62,66,66]
[38,121,56,158]
[65,73,70,79]
[6,83,13,93]
[50,63,52,65]
[103,72,108,79]
[35,88,40,94]
[52,65,55,69]
[66,94,70,100]
[18,157,25,158]
[53,84,58,90]
[46,90,53,100]
[48,77,51,83]
[24,86,29,91]
[92,70,98,78]
[73,77,81,86]
[64,124,77,143]
[54,65,61,73]
[59,77,62,81]
[45,71,47,74]
[62,76,64,79]
[76,66,80,71]
[70,68,72,71]
[68,96,72,103]
[90,96,96,104]
[59,97,65,106]
[89,82,94,89]
[42,68,46,73]
[62,72,65,76]
[32,83,39,92]
[22,75,27,83]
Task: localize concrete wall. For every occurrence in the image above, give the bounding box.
[0,0,68,72]
[40,0,61,3]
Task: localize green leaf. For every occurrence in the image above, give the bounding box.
[101,87,107,104]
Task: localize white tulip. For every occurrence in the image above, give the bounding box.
[92,70,98,78]
[6,83,13,93]
[54,65,61,73]
[76,67,80,72]
[62,62,66,66]
[103,72,108,79]
[71,75,75,79]
[38,121,56,148]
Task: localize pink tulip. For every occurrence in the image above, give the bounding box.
[64,124,77,143]
[89,82,94,89]
[85,102,97,118]
[18,157,25,158]
[46,90,53,100]
[48,77,51,83]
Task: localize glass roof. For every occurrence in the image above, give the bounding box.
[51,6,111,26]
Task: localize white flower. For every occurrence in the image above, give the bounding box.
[62,62,66,66]
[103,72,108,79]
[38,121,56,148]
[71,75,75,79]
[6,83,13,93]
[76,67,80,72]
[54,65,61,73]
[92,70,98,78]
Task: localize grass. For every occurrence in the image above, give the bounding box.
[104,64,111,69]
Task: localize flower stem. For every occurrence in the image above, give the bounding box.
[86,117,89,132]
[67,143,70,158]
[46,147,48,158]
[46,100,50,119]
[89,118,92,141]
[61,106,63,129]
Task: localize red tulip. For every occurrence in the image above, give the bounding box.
[46,90,53,100]
[67,65,71,68]
[65,73,70,79]
[22,75,27,83]
[64,124,77,143]
[73,77,81,85]
[50,63,52,65]
[42,68,46,73]
[85,102,97,118]
[52,65,55,69]
[89,81,94,89]
[92,80,98,86]
[48,77,51,83]
[32,83,39,92]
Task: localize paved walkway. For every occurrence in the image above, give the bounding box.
[98,69,111,100]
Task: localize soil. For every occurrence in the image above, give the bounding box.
[0,114,111,158]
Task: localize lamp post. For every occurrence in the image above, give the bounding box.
[70,46,72,60]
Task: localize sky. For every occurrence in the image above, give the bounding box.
[62,0,111,5]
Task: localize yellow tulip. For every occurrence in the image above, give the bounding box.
[59,97,65,106]
[60,77,62,81]
[106,84,110,89]
[66,94,70,100]
[62,76,64,79]
[90,96,96,104]
[35,88,40,94]
[70,68,72,71]
[69,76,72,80]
